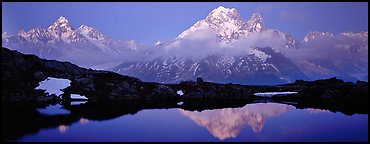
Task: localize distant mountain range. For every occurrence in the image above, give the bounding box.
[2,16,139,67]
[2,6,368,85]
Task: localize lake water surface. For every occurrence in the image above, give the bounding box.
[9,102,367,142]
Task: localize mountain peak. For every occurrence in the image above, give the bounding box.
[47,16,74,41]
[178,6,269,43]
[207,6,241,20]
[79,24,89,28]
[48,16,71,29]
[48,16,73,31]
[76,24,109,44]
[126,40,138,50]
[78,25,95,31]
[246,13,265,32]
[211,6,236,14]
[303,31,333,42]
[56,16,69,23]
[251,13,263,21]
[177,6,241,40]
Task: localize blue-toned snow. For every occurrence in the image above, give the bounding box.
[177,90,184,96]
[177,101,184,105]
[254,92,298,97]
[35,77,71,96]
[70,94,88,100]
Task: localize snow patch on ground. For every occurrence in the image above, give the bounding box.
[177,90,184,96]
[35,77,71,96]
[70,94,88,100]
[177,101,184,105]
[254,92,297,97]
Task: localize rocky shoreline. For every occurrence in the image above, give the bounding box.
[2,47,368,115]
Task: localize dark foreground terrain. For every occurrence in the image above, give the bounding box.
[2,47,368,141]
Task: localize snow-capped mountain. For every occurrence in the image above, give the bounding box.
[112,46,309,85]
[2,16,133,67]
[303,31,334,42]
[47,16,74,42]
[340,31,368,39]
[2,6,368,84]
[294,31,368,81]
[111,6,308,85]
[176,6,299,48]
[75,24,125,52]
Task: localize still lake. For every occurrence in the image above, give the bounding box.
[12,102,368,142]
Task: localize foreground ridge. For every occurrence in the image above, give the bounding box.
[2,47,368,116]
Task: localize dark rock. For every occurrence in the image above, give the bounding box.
[1,47,368,115]
[36,95,60,102]
[34,71,47,80]
[196,77,204,83]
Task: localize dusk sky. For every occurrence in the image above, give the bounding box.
[2,2,368,44]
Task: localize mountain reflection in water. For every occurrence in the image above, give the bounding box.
[180,103,294,140]
[2,101,367,142]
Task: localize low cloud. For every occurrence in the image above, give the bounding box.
[91,29,368,72]
[142,29,289,61]
[283,34,368,63]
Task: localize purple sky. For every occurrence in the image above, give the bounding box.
[2,2,368,44]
